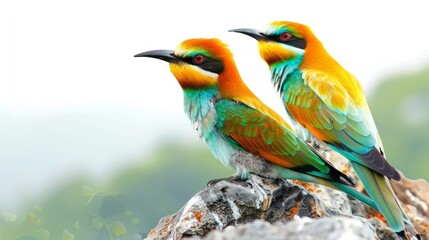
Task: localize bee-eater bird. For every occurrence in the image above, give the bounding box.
[230,21,419,239]
[134,38,377,210]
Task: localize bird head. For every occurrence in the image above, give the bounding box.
[135,38,236,90]
[230,21,318,66]
[135,37,288,129]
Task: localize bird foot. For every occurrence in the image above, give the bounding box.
[207,175,250,188]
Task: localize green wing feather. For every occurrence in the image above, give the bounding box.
[215,99,353,185]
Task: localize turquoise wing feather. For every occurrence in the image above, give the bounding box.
[282,69,400,180]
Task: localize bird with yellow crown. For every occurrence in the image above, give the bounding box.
[134,38,377,211]
[230,21,420,239]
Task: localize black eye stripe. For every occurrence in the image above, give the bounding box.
[199,61,224,74]
[182,55,224,74]
[268,33,307,50]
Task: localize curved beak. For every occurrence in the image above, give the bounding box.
[134,49,181,64]
[229,28,269,41]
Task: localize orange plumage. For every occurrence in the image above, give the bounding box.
[231,21,419,238]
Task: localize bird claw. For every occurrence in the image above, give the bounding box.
[207,175,250,188]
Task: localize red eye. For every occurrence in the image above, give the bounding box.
[280,32,292,41]
[193,54,205,64]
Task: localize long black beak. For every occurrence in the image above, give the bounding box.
[134,49,181,64]
[229,28,269,41]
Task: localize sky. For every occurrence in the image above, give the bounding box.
[1,0,429,210]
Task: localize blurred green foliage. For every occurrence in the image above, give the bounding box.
[0,142,231,239]
[369,66,429,180]
[1,66,428,239]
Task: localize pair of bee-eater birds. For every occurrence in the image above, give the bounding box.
[135,21,420,239]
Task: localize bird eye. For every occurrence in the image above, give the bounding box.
[192,54,205,64]
[279,32,292,41]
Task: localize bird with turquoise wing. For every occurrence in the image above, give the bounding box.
[134,38,377,210]
[230,21,420,239]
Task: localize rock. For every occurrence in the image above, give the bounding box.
[145,146,429,240]
[145,174,372,240]
[390,176,429,238]
[190,217,377,240]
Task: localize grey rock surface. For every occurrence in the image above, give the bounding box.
[145,174,374,240]
[145,149,429,240]
[191,217,378,240]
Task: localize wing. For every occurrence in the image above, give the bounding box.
[215,99,353,185]
[284,69,399,180]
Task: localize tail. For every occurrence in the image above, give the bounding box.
[320,179,378,210]
[350,162,420,240]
